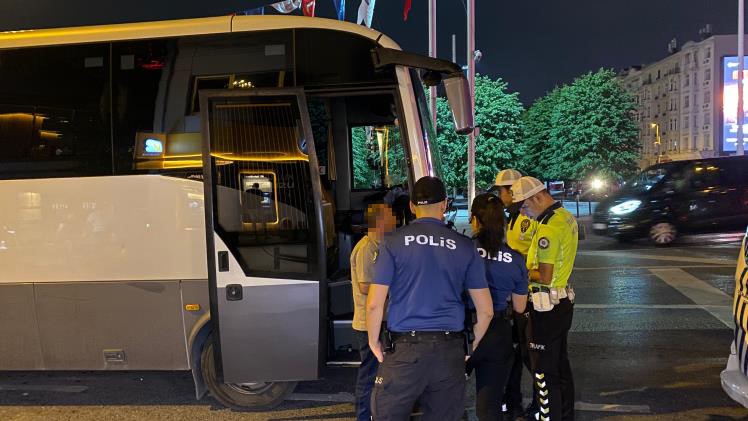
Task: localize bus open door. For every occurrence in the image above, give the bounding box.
[199,88,325,409]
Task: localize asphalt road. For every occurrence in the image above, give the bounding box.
[1,227,747,420]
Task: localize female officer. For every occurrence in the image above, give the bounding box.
[467,193,529,421]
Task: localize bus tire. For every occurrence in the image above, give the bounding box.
[200,338,297,411]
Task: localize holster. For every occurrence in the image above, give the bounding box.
[380,321,394,353]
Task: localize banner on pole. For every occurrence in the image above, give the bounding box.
[403,0,412,21]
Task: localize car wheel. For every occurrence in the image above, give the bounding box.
[649,222,677,246]
[201,338,297,411]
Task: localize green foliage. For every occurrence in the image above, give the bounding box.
[523,69,640,182]
[351,126,408,190]
[518,87,562,179]
[435,74,525,191]
[351,127,378,189]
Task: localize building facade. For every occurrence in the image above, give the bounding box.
[620,34,746,168]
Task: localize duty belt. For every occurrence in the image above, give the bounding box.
[391,330,464,342]
[529,286,571,300]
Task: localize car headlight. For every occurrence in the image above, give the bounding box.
[609,200,641,215]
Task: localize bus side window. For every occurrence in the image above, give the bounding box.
[111,39,173,175]
[0,43,112,179]
[350,125,408,191]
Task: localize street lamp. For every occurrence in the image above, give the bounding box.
[650,123,661,163]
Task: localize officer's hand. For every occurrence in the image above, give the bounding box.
[370,340,384,363]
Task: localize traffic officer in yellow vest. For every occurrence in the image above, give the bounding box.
[492,169,538,420]
[493,169,537,258]
[511,176,578,421]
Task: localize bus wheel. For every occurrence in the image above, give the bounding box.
[200,339,297,411]
[649,222,677,246]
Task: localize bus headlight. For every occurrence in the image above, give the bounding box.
[610,200,641,215]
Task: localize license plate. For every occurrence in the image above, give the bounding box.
[593,223,607,230]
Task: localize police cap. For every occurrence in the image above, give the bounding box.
[511,176,546,202]
[411,176,447,205]
[494,169,523,187]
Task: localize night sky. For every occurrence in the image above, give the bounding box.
[0,0,738,104]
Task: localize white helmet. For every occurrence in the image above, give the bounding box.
[494,169,523,187]
[511,176,546,202]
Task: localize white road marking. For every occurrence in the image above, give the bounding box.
[649,267,734,328]
[578,250,733,265]
[575,304,732,310]
[519,398,650,413]
[575,264,734,270]
[287,392,355,403]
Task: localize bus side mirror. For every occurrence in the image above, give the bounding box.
[444,74,474,135]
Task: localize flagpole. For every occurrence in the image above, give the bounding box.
[467,0,476,209]
[429,0,437,130]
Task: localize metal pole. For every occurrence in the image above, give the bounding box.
[429,0,437,127]
[467,0,476,208]
[452,34,457,63]
[738,0,745,155]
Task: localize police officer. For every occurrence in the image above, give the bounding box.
[493,169,538,420]
[466,193,528,421]
[366,176,494,421]
[494,169,537,258]
[511,176,578,421]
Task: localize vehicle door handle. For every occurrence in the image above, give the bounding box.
[226,284,243,301]
[218,251,229,272]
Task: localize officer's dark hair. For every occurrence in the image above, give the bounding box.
[471,193,506,257]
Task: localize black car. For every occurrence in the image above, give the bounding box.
[592,155,748,245]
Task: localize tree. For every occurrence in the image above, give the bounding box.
[519,87,562,179]
[549,69,640,182]
[435,74,525,192]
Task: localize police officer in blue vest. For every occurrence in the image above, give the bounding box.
[366,176,495,421]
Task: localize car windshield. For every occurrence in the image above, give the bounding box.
[627,165,673,191]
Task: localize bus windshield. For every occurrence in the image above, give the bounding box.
[411,69,443,179]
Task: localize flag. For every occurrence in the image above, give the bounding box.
[241,7,264,15]
[403,0,411,21]
[302,0,316,16]
[356,0,376,27]
[332,0,345,20]
[271,0,301,13]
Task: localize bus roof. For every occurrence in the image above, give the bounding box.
[0,15,401,50]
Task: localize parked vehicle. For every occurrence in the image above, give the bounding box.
[592,156,748,245]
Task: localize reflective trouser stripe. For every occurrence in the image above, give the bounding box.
[535,371,550,420]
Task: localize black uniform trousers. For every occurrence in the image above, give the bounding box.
[527,298,575,421]
[466,316,514,421]
[505,310,534,412]
[371,333,466,421]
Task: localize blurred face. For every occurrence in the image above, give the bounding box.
[499,186,513,207]
[370,204,397,236]
[521,194,543,219]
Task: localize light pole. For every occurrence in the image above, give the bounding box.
[738,0,745,156]
[650,123,661,163]
[429,0,437,127]
[466,0,476,209]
